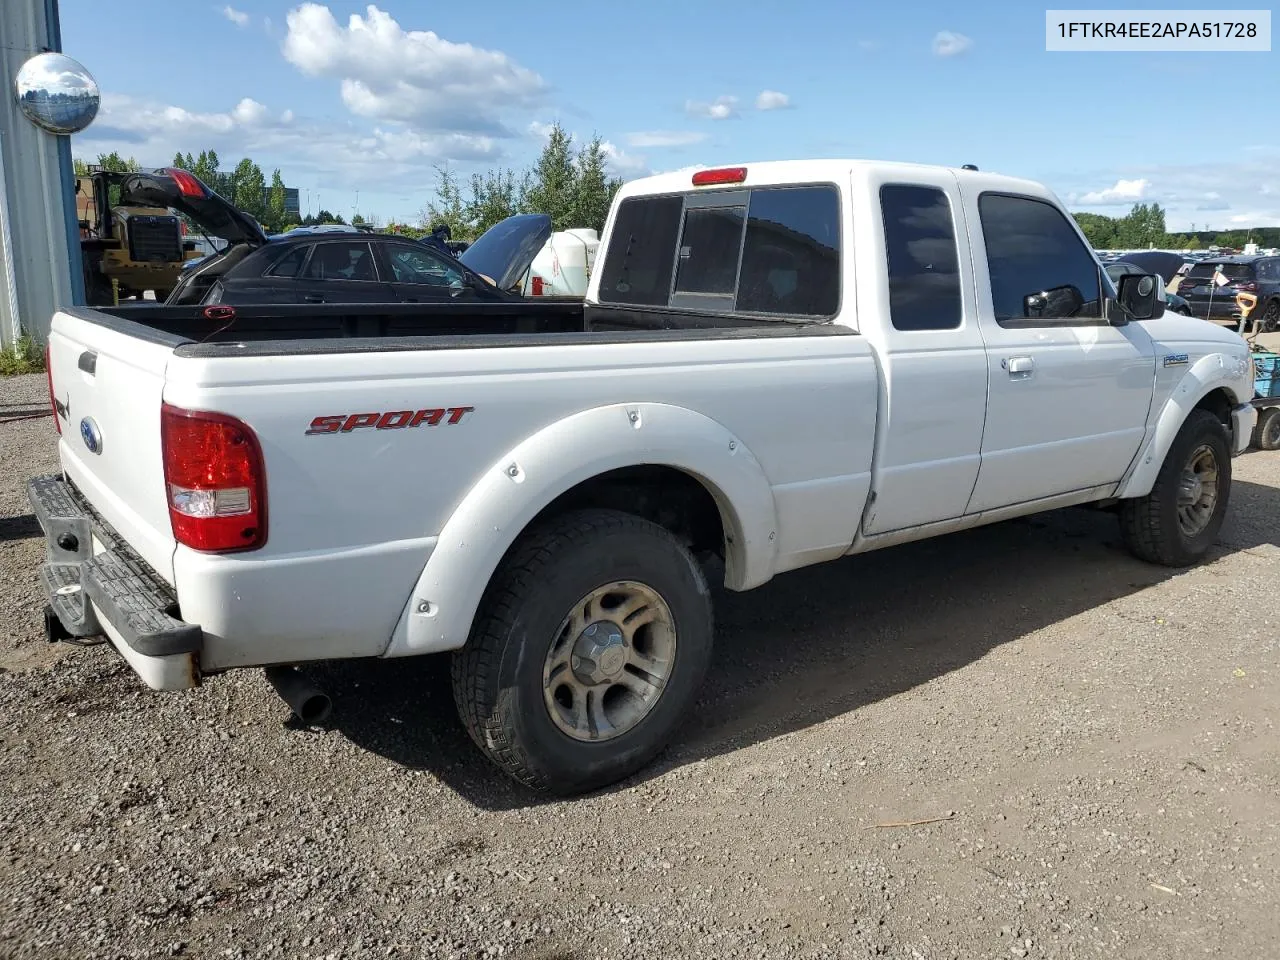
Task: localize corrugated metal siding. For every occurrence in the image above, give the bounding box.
[0,0,81,349]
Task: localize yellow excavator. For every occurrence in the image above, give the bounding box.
[75,167,203,304]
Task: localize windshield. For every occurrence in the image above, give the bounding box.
[1187,261,1253,280]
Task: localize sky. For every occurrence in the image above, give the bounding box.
[58,0,1280,231]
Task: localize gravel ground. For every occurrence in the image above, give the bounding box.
[1,371,1277,960]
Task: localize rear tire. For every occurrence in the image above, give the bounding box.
[1262,299,1280,334]
[1119,409,1231,567]
[1254,407,1280,451]
[451,508,714,795]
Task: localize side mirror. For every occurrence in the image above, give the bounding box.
[1114,272,1165,322]
[1023,284,1084,319]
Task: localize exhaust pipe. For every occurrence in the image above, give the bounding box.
[265,666,332,725]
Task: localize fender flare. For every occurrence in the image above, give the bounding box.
[1115,353,1250,499]
[383,401,779,657]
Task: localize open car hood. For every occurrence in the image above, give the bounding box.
[118,168,267,247]
[459,213,552,293]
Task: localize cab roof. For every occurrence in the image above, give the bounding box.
[617,159,1051,202]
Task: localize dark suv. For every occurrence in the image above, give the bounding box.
[1176,255,1280,330]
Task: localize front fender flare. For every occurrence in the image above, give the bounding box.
[383,402,779,657]
[1115,353,1250,500]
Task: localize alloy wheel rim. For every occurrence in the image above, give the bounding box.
[542,580,677,742]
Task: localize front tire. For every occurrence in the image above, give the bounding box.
[451,508,714,795]
[1120,410,1231,567]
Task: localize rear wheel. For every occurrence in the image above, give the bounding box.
[1261,299,1280,333]
[451,508,714,794]
[1120,409,1231,567]
[1254,407,1280,451]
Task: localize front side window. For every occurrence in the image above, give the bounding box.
[880,184,961,331]
[385,244,464,286]
[979,193,1102,324]
[302,241,378,282]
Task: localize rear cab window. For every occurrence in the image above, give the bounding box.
[597,183,841,319]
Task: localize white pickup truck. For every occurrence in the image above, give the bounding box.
[31,160,1257,795]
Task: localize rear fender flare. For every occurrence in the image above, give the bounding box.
[1115,353,1250,499]
[383,402,778,657]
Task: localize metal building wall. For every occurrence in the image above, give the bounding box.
[0,0,82,350]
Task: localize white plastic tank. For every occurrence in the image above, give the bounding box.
[522,228,599,297]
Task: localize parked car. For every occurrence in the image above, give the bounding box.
[115,169,551,306]
[1105,260,1191,315]
[1176,254,1280,330]
[34,160,1256,795]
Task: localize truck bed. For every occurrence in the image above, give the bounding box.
[91,301,837,357]
[102,300,588,344]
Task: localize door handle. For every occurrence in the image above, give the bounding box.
[303,294,324,303]
[1002,356,1035,376]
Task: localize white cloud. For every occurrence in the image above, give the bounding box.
[1077,178,1151,205]
[932,31,973,57]
[231,97,269,125]
[528,120,556,140]
[625,130,707,148]
[755,90,791,111]
[685,95,738,120]
[1062,158,1280,230]
[73,92,502,191]
[600,141,649,178]
[222,5,250,27]
[282,3,545,136]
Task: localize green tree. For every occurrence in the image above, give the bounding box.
[420,162,470,238]
[229,157,266,220]
[467,168,521,235]
[521,122,577,229]
[568,135,621,234]
[267,169,287,231]
[1073,212,1118,248]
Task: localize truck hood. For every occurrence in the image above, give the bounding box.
[458,214,552,292]
[118,168,267,248]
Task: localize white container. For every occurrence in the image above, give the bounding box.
[522,228,599,297]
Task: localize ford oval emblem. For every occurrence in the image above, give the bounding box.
[79,416,102,455]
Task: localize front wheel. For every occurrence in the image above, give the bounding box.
[1254,407,1280,451]
[451,509,714,794]
[1119,409,1231,567]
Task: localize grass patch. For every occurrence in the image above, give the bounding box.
[0,335,45,376]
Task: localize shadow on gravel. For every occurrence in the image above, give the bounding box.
[316,478,1280,811]
[0,513,40,543]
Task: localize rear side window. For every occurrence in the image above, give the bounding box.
[302,241,378,282]
[880,184,961,331]
[978,193,1102,324]
[737,186,840,317]
[266,245,309,278]
[598,196,684,305]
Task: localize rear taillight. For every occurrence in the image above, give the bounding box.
[46,342,60,435]
[161,403,266,552]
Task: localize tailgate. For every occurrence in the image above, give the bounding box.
[47,309,177,583]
